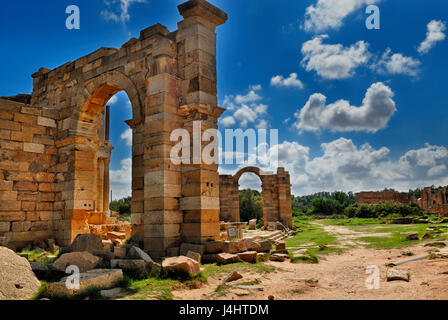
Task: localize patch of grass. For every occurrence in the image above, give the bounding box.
[16,249,58,264]
[321,218,384,226]
[425,242,446,248]
[238,278,262,286]
[202,262,276,278]
[290,252,319,264]
[286,221,338,248]
[32,281,48,300]
[124,278,177,300]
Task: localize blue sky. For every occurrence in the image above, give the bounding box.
[1,0,448,198]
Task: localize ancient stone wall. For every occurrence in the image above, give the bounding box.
[417,187,448,216]
[0,98,60,249]
[0,0,228,259]
[355,191,411,205]
[219,167,293,228]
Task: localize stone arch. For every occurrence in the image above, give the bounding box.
[64,71,146,242]
[219,167,293,228]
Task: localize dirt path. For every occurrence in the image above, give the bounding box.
[173,243,448,300]
[170,222,448,300]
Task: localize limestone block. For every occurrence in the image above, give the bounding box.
[23,143,45,154]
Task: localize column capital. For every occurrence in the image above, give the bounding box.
[178,0,227,27]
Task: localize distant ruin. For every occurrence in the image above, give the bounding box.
[219,167,293,228]
[417,187,448,216]
[355,191,411,205]
[355,188,448,217]
[0,0,293,258]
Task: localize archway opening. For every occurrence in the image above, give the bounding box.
[106,91,133,222]
[238,172,263,224]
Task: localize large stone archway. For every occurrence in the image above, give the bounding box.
[219,167,293,228]
[0,0,228,258]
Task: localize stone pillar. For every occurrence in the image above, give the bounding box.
[277,168,293,228]
[103,157,110,214]
[143,29,184,258]
[176,1,227,244]
[127,118,145,241]
[219,175,239,222]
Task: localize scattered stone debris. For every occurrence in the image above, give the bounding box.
[45,269,123,298]
[52,251,100,273]
[422,233,433,240]
[424,242,446,248]
[269,254,288,262]
[162,256,200,276]
[128,246,154,263]
[406,233,419,241]
[0,247,41,300]
[237,251,257,263]
[71,234,103,253]
[186,251,201,264]
[387,268,410,282]
[223,271,243,284]
[268,295,275,300]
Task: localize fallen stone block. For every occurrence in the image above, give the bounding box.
[406,233,419,241]
[223,271,243,284]
[52,251,100,273]
[269,254,288,262]
[180,243,205,256]
[204,241,223,254]
[166,247,180,257]
[71,234,103,253]
[256,240,272,252]
[237,251,257,263]
[271,249,289,255]
[275,240,286,250]
[110,259,149,279]
[107,232,126,241]
[45,269,123,298]
[202,253,241,265]
[113,246,127,259]
[256,252,268,261]
[222,240,247,254]
[92,250,115,268]
[387,268,410,282]
[244,239,261,252]
[102,240,114,252]
[127,246,153,263]
[162,256,200,276]
[186,251,201,263]
[0,247,41,300]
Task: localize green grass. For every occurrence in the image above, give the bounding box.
[123,278,178,300]
[286,221,338,248]
[16,249,58,264]
[202,262,277,278]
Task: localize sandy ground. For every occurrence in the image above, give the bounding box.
[172,223,448,300]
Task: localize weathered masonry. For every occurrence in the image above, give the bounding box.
[219,167,293,228]
[0,0,228,258]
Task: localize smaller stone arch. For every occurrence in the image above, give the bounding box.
[219,167,293,228]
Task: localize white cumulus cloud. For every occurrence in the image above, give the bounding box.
[271,73,304,89]
[301,35,370,80]
[110,158,132,200]
[373,48,421,77]
[120,128,132,146]
[294,82,396,133]
[418,20,446,55]
[304,0,381,33]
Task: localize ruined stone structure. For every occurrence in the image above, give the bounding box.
[219,167,293,228]
[417,187,448,216]
[0,0,229,258]
[355,191,411,205]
